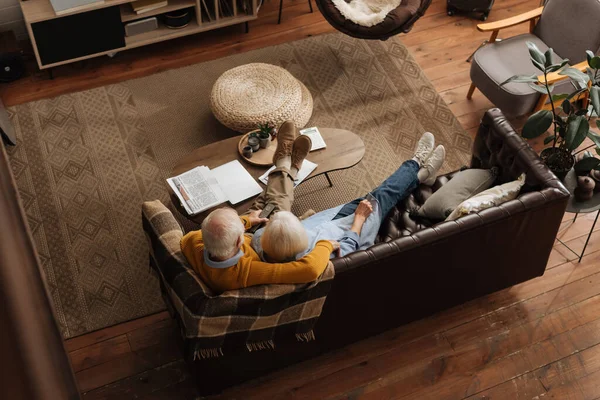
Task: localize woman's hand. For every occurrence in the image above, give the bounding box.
[350,199,373,235]
[327,240,341,257]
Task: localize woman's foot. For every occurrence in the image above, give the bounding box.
[290,135,312,176]
[413,132,435,166]
[418,145,446,186]
[273,121,297,169]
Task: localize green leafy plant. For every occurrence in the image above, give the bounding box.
[258,123,277,140]
[502,43,600,176]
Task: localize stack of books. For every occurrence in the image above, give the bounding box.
[132,0,168,14]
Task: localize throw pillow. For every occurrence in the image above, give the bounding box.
[417,168,497,220]
[446,173,526,221]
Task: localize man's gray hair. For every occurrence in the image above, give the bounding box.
[261,211,308,262]
[201,208,245,259]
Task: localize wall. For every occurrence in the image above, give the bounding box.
[0,0,26,40]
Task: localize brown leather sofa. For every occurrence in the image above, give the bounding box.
[143,108,569,395]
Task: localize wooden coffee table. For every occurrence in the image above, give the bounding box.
[170,128,365,224]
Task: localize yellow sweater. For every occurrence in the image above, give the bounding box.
[180,216,334,293]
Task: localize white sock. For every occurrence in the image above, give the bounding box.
[411,156,422,167]
[276,156,292,170]
[290,166,299,177]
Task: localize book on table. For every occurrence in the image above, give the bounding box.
[299,127,327,151]
[167,160,263,216]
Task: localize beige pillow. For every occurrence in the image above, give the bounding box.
[417,169,498,220]
[446,173,526,221]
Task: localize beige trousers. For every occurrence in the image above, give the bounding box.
[248,166,295,213]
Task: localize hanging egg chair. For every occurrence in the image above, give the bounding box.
[315,0,432,40]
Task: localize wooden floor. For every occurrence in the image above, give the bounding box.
[7,0,600,398]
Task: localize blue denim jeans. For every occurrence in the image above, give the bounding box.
[334,160,420,220]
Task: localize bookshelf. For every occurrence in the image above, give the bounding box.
[20,0,257,71]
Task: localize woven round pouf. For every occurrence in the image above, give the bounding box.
[210,63,313,132]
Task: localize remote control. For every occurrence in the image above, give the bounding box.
[247,203,276,233]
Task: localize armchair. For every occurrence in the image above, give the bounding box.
[467,0,600,117]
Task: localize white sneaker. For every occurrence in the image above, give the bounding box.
[413,132,435,166]
[418,145,446,186]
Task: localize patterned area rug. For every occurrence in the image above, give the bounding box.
[6,33,472,338]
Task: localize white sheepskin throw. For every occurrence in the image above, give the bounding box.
[331,0,402,27]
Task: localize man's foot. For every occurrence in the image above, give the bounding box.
[273,121,297,167]
[413,132,435,166]
[291,135,312,173]
[418,145,446,186]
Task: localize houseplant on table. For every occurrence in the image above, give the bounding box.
[503,43,600,180]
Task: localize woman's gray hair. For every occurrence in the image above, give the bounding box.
[261,211,308,262]
[201,208,245,259]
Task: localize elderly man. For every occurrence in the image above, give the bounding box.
[253,132,446,262]
[180,121,339,293]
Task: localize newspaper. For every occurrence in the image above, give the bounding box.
[167,166,227,215]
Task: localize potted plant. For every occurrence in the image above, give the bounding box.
[502,43,600,180]
[257,123,277,148]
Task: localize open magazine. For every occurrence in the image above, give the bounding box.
[167,160,262,215]
[258,160,318,187]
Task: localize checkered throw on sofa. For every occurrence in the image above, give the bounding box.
[142,200,335,360]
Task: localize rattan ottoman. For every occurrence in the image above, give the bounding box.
[210,63,313,133]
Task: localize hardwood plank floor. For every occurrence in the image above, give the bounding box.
[6,0,600,398]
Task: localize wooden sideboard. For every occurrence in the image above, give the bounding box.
[20,0,257,72]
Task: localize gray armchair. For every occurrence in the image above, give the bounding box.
[467,0,600,117]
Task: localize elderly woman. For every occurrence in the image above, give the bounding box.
[252,132,446,261]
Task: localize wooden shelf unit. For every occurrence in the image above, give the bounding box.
[20,0,258,70]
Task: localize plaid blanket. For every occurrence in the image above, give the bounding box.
[142,200,335,360]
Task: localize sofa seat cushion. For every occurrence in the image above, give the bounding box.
[470,33,564,117]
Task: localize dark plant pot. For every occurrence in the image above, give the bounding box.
[258,135,270,149]
[590,170,600,192]
[242,145,253,159]
[540,147,575,181]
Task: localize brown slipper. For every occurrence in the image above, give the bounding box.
[272,121,297,165]
[291,135,312,171]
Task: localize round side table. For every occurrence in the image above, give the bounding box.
[558,169,600,262]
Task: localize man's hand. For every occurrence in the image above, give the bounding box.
[355,199,373,221]
[248,209,269,227]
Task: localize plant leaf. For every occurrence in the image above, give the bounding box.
[552,93,569,102]
[587,50,600,69]
[566,115,589,151]
[590,86,600,116]
[543,135,556,145]
[587,50,595,64]
[528,83,553,94]
[522,109,553,139]
[500,74,538,86]
[597,119,600,130]
[544,48,554,68]
[567,87,588,100]
[527,41,547,67]
[562,99,571,115]
[588,131,600,149]
[560,67,591,85]
[575,156,600,175]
